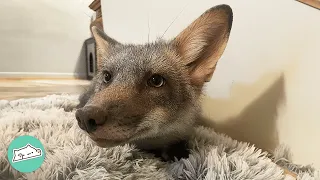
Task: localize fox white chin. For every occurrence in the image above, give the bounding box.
[88,122,194,150]
[88,135,123,147]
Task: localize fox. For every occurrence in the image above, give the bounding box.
[75,4,233,161]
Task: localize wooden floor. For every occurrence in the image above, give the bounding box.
[0,79,90,100]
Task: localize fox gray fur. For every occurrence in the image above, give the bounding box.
[76,4,233,161]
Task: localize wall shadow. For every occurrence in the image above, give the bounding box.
[200,73,286,152]
[73,41,87,79]
[73,15,95,79]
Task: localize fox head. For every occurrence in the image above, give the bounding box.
[76,5,233,149]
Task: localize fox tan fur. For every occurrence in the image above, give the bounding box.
[76,4,233,160]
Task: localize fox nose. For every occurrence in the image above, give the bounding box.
[75,106,106,133]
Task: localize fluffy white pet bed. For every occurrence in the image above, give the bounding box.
[0,94,318,180]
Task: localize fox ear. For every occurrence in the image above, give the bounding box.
[91,26,119,70]
[173,5,233,88]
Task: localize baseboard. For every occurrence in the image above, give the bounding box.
[0,72,88,79]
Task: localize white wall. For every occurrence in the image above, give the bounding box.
[101,0,320,168]
[0,0,93,78]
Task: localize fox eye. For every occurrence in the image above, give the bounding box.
[148,74,165,88]
[103,71,112,83]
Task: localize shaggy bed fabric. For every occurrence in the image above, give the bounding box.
[0,94,318,180]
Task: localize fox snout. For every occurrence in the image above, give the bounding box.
[75,106,106,133]
[75,88,149,143]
